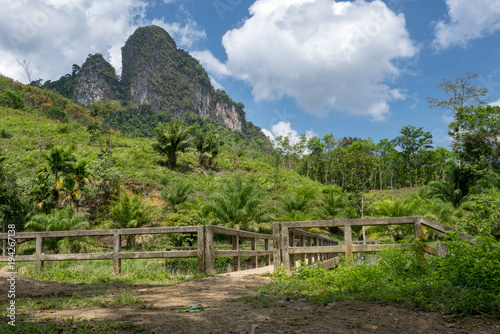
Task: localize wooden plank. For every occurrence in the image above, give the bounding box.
[265,239,270,266]
[298,235,305,263]
[288,246,345,254]
[420,217,473,241]
[282,226,290,272]
[113,233,121,275]
[214,250,272,257]
[232,235,240,272]
[35,235,44,274]
[424,244,437,256]
[196,227,205,274]
[209,226,272,239]
[251,238,258,268]
[344,225,352,259]
[352,244,408,252]
[0,226,203,239]
[288,228,335,242]
[42,253,113,261]
[414,219,425,259]
[437,243,448,257]
[0,255,36,262]
[306,237,312,264]
[119,251,197,259]
[205,226,215,274]
[273,222,281,271]
[280,217,418,229]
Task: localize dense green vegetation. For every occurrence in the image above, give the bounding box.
[263,234,500,316]
[1,67,500,318]
[2,71,500,241]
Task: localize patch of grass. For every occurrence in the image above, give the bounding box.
[0,292,151,313]
[0,318,144,333]
[237,295,275,307]
[13,259,194,285]
[262,234,500,316]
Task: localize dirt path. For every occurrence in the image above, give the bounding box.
[1,271,499,333]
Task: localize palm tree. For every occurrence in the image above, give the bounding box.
[427,180,467,208]
[194,131,221,169]
[153,122,193,169]
[41,145,76,181]
[369,197,423,241]
[202,175,275,232]
[161,182,193,213]
[312,186,348,219]
[280,193,314,221]
[100,193,157,248]
[19,206,97,254]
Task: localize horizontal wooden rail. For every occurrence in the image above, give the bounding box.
[274,216,474,272]
[0,226,205,275]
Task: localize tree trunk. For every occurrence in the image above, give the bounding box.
[34,93,42,156]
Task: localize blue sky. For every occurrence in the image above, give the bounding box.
[1,0,500,148]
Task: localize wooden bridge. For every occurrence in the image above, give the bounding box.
[0,216,473,275]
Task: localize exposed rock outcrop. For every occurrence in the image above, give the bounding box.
[44,26,247,133]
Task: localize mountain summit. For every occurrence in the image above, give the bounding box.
[44,25,246,132]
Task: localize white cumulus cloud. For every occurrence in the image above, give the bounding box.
[151,19,206,48]
[433,0,500,49]
[190,50,231,78]
[219,0,417,121]
[0,0,205,83]
[262,121,317,147]
[489,99,500,106]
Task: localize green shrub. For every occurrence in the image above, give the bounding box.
[0,129,13,138]
[0,89,24,109]
[46,106,68,122]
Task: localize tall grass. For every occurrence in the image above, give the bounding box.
[10,258,198,285]
[263,233,500,316]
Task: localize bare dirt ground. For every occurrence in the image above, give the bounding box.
[1,270,499,334]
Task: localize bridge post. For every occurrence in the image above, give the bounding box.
[344,224,353,260]
[35,236,44,274]
[306,237,312,264]
[437,243,448,257]
[113,233,121,275]
[272,222,281,271]
[232,235,240,271]
[205,226,215,274]
[251,237,258,269]
[414,218,424,259]
[197,226,205,274]
[264,239,270,266]
[282,226,291,272]
[298,235,305,264]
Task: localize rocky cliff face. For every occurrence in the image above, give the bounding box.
[74,54,121,105]
[121,26,245,132]
[45,26,246,133]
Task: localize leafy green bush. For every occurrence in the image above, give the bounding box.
[264,234,500,316]
[46,106,69,122]
[0,129,13,138]
[0,89,24,109]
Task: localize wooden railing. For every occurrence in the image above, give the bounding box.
[0,217,474,276]
[273,225,338,269]
[0,225,275,275]
[204,225,273,274]
[273,216,472,272]
[0,226,205,275]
